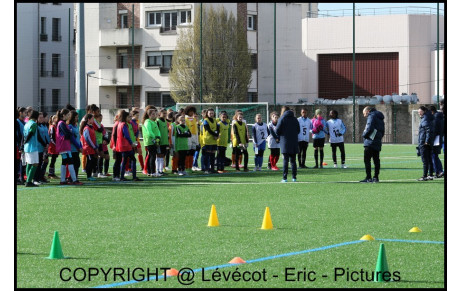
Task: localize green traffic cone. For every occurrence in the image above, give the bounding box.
[374,243,389,282]
[47,231,66,259]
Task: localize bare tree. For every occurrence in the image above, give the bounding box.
[170,5,252,103]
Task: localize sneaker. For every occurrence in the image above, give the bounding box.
[342,164,348,169]
[178,172,185,176]
[360,178,372,183]
[239,164,243,168]
[25,182,38,187]
[427,176,434,180]
[112,177,120,181]
[59,181,69,185]
[98,173,108,178]
[204,171,210,174]
[164,167,170,171]
[417,177,427,181]
[436,172,444,178]
[334,164,338,168]
[72,181,84,185]
[217,170,225,174]
[281,179,287,183]
[372,177,379,183]
[48,174,58,179]
[143,169,148,175]
[82,169,86,173]
[33,181,42,186]
[133,177,143,181]
[104,173,112,177]
[272,166,279,171]
[292,178,297,182]
[257,167,262,171]
[87,177,97,181]
[125,171,132,176]
[231,164,236,168]
[92,172,98,178]
[268,164,272,170]
[17,180,25,185]
[120,178,128,182]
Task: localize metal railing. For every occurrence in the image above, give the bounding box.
[317,6,444,18]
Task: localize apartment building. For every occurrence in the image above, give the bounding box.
[81,3,317,125]
[16,3,75,112]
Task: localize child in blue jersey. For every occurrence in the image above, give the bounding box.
[311,109,327,168]
[325,110,347,168]
[67,110,83,182]
[252,114,269,171]
[23,110,40,187]
[33,112,51,185]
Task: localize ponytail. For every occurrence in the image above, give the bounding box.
[79,113,93,135]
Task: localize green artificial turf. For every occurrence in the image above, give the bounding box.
[16,143,445,288]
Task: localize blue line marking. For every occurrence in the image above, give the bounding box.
[376,238,445,244]
[93,240,364,288]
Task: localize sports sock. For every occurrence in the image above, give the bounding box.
[238,155,243,165]
[104,159,109,173]
[68,164,77,181]
[60,165,66,182]
[320,149,324,165]
[138,154,144,171]
[314,149,318,166]
[29,166,37,183]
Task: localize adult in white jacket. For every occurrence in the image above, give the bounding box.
[325,110,347,168]
[297,108,312,168]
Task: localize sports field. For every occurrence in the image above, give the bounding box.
[16,143,445,288]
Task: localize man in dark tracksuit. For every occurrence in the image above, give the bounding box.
[361,106,385,183]
[417,106,435,181]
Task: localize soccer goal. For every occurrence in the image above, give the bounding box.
[176,102,269,141]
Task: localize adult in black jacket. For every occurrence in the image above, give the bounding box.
[361,106,385,183]
[430,105,444,178]
[417,106,435,181]
[275,106,300,182]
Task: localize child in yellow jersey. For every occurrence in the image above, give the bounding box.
[184,106,199,171]
[202,108,219,174]
[232,112,249,171]
[216,111,230,173]
[198,109,207,171]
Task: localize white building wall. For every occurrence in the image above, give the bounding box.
[258,3,303,104]
[17,4,38,108]
[303,14,444,104]
[17,3,75,109]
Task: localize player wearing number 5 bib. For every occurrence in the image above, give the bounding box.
[325,110,347,168]
[297,108,312,168]
[252,114,269,171]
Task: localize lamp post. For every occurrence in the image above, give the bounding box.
[86,71,95,106]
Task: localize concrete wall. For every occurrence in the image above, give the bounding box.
[268,103,430,144]
[303,14,444,104]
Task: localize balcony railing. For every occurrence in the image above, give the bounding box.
[40,34,48,41]
[51,71,64,77]
[159,67,171,74]
[317,6,444,18]
[160,26,177,34]
[52,35,62,41]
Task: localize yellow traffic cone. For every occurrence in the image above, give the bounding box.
[409,226,422,233]
[261,207,273,230]
[207,204,219,227]
[360,234,375,241]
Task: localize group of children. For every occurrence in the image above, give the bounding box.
[16,104,348,186]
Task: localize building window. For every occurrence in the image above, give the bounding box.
[40,53,47,77]
[146,92,175,107]
[40,17,47,41]
[146,51,173,73]
[51,54,62,77]
[117,49,129,68]
[251,54,258,69]
[163,12,177,32]
[179,10,192,25]
[52,89,60,111]
[52,18,61,41]
[120,13,128,28]
[40,89,46,108]
[247,15,257,31]
[118,90,128,108]
[146,11,161,27]
[247,92,258,102]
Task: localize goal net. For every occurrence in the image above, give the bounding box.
[176,102,269,142]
